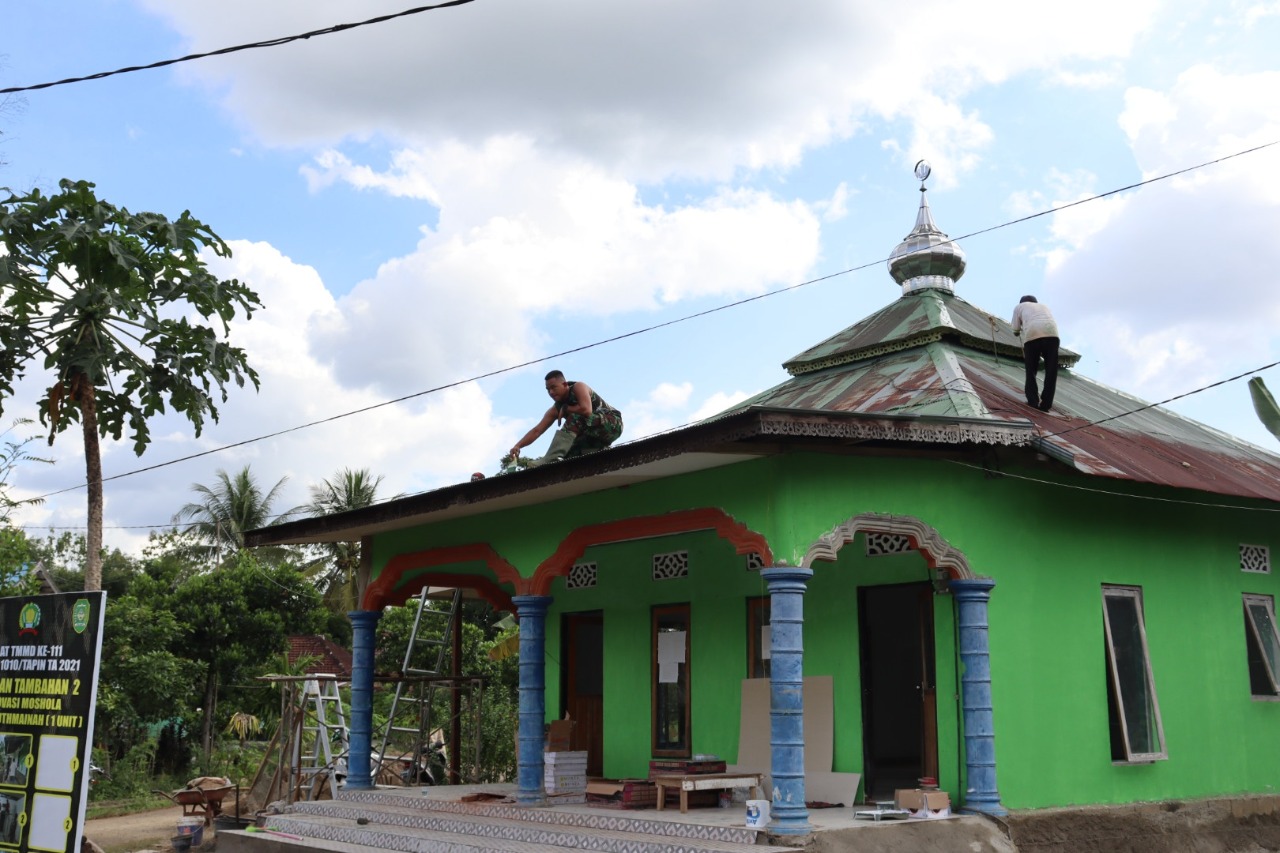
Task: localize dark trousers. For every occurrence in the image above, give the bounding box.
[1023,336,1060,410]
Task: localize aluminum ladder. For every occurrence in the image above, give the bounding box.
[293,675,350,800]
[375,586,463,780]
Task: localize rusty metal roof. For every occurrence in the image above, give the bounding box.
[728,314,1280,502]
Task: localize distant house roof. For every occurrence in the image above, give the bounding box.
[287,635,353,678]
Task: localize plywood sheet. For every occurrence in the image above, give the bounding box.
[735,676,835,772]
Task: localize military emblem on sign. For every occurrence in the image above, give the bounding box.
[72,599,91,634]
[18,602,40,637]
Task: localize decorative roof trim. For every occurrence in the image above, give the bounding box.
[755,410,1033,447]
[786,331,945,375]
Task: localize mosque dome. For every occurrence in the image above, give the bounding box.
[887,161,966,294]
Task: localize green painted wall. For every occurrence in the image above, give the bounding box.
[368,450,1280,810]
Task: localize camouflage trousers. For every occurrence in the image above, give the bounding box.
[565,406,624,458]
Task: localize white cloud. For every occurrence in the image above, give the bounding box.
[691,390,754,422]
[818,182,851,223]
[141,0,1159,181]
[305,141,822,397]
[1046,63,1280,403]
[618,382,696,441]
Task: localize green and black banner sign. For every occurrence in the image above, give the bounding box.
[0,592,106,853]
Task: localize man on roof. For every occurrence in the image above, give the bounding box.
[507,371,624,468]
[1011,294,1060,413]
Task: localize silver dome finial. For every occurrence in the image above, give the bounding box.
[887,159,965,294]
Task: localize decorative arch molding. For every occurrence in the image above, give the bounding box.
[529,507,773,596]
[801,512,974,580]
[361,543,522,611]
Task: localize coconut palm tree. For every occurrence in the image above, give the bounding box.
[305,468,395,612]
[172,466,304,564]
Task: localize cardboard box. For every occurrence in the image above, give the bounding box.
[545,719,575,752]
[894,789,950,812]
[586,778,657,809]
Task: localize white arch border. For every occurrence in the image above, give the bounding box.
[800,512,974,580]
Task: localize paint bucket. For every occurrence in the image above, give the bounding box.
[745,799,770,828]
[177,817,204,847]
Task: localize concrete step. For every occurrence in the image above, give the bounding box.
[323,790,771,846]
[262,809,792,853]
[219,824,581,853]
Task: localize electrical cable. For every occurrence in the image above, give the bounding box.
[1038,360,1280,441]
[945,458,1280,513]
[17,139,1280,511]
[0,1,477,95]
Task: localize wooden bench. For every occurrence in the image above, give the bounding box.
[651,772,764,813]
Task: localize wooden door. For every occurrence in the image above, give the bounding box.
[857,583,937,800]
[562,611,604,776]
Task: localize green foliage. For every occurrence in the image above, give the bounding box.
[373,600,519,782]
[1249,377,1280,442]
[303,468,396,615]
[28,531,138,598]
[0,179,262,452]
[172,466,304,562]
[0,179,262,588]
[89,537,329,779]
[175,550,324,759]
[96,595,191,747]
[89,738,161,801]
[0,528,41,597]
[0,419,49,525]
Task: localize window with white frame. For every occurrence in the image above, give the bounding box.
[1243,594,1280,699]
[1101,586,1167,763]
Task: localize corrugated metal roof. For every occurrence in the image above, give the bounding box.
[783,289,1080,375]
[731,321,1280,502]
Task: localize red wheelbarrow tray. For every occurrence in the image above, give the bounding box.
[152,781,238,825]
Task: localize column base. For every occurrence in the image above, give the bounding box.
[960,799,1008,817]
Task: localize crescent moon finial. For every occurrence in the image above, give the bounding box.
[914,159,932,187]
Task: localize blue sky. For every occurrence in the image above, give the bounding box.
[4,0,1280,553]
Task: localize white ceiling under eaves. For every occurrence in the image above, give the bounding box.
[274,451,764,545]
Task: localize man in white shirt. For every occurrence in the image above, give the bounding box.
[1011,295,1060,412]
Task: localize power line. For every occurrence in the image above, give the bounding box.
[946,458,1280,513]
[0,1,477,95]
[1040,360,1280,441]
[22,138,1280,505]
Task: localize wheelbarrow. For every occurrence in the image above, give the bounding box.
[153,781,239,826]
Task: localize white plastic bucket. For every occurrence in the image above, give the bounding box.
[745,799,771,828]
[177,817,204,846]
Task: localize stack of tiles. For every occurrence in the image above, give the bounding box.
[544,750,588,803]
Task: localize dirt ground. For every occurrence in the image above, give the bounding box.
[84,805,198,853]
[999,796,1280,853]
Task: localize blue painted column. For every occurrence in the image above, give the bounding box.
[761,566,813,836]
[513,595,552,806]
[949,577,1007,816]
[345,609,382,790]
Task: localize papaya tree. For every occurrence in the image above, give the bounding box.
[0,179,261,590]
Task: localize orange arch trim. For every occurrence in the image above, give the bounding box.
[528,507,772,596]
[362,543,522,611]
